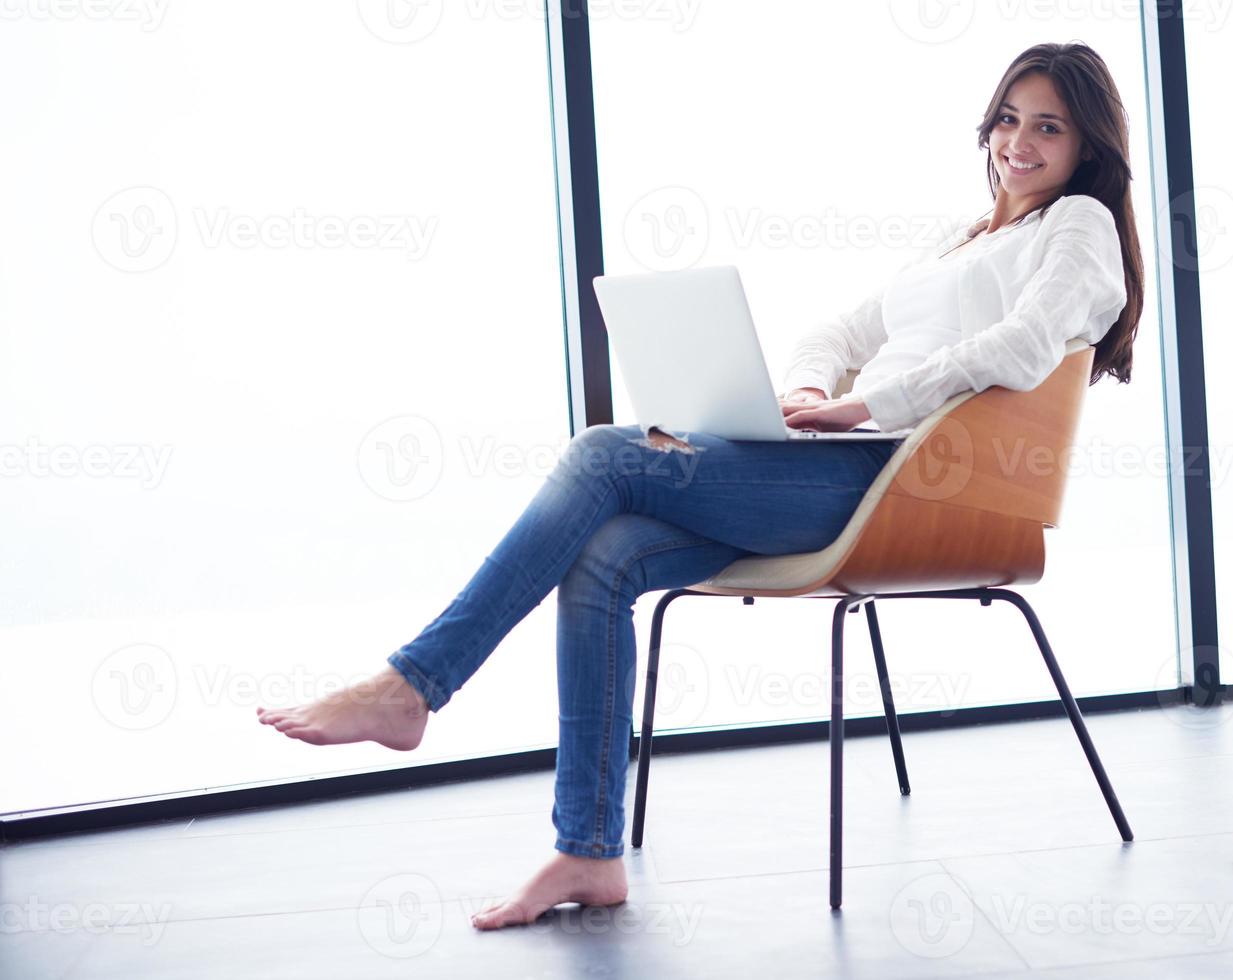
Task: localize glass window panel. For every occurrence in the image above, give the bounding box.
[1183,15,1233,685]
[0,2,567,812]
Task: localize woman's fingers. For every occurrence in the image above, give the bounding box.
[784,402,854,432]
[779,397,823,415]
[783,405,823,428]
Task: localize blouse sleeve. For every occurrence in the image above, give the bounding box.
[853,194,1128,433]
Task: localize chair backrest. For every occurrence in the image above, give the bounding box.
[694,338,1095,597]
[880,337,1092,527]
[826,337,1094,592]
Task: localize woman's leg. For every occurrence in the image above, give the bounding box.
[472,512,788,929]
[551,513,749,858]
[260,422,900,751]
[475,494,893,929]
[388,423,901,713]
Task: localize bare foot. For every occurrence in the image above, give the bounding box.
[255,664,429,750]
[471,852,628,930]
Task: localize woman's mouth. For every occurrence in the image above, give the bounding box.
[1003,153,1043,174]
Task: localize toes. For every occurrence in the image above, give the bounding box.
[470,900,548,930]
[470,905,494,925]
[283,726,326,745]
[471,903,515,930]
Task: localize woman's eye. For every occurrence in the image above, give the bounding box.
[999,114,1060,135]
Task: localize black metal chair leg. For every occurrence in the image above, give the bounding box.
[991,588,1134,842]
[865,600,911,796]
[830,597,858,911]
[631,589,689,848]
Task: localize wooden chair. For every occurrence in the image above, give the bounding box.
[629,337,1134,910]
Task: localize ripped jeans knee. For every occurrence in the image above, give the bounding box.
[560,423,705,489]
[630,425,701,455]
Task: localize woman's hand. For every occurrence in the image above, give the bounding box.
[781,395,873,432]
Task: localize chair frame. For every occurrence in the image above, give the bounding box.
[628,340,1135,910]
[630,586,1135,911]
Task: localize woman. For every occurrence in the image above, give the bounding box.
[256,41,1143,930]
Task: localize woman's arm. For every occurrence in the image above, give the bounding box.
[780,285,891,400]
[855,194,1127,433]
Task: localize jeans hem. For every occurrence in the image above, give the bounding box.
[554,836,625,859]
[386,650,449,713]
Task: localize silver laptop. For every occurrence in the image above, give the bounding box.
[592,265,913,442]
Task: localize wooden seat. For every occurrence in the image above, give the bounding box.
[629,337,1134,910]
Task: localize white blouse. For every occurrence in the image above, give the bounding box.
[847,249,968,425]
[780,193,1129,433]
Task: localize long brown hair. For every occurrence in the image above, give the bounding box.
[975,42,1143,386]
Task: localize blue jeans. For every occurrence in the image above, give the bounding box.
[387,423,904,859]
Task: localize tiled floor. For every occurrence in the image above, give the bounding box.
[2,702,1231,979]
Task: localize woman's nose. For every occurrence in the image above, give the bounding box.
[1007,136,1034,156]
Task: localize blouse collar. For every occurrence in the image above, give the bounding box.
[935,205,1046,258]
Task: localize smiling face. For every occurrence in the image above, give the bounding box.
[990,71,1089,201]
